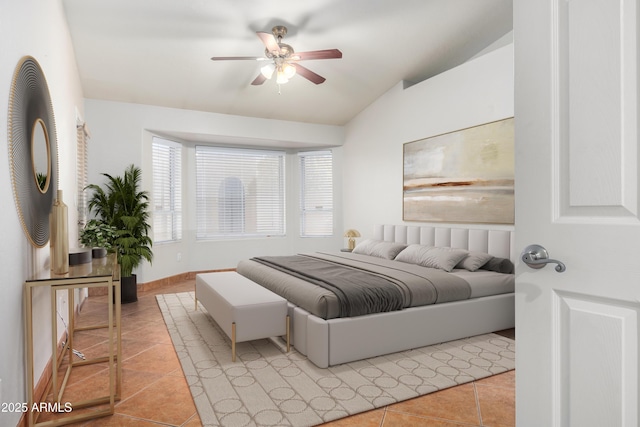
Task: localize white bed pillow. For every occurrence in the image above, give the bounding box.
[393,244,432,265]
[395,244,469,272]
[480,257,515,274]
[455,251,494,272]
[352,239,407,260]
[351,238,378,255]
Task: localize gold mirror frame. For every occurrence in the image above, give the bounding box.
[8,56,58,247]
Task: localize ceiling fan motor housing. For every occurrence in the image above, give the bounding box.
[266,43,294,59]
[272,25,288,39]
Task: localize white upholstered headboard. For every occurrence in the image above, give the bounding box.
[373,224,516,263]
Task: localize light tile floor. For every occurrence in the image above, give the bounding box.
[38,279,515,427]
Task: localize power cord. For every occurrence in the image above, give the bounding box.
[57,306,86,361]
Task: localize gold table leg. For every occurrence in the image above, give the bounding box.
[231,322,236,362]
[286,315,290,352]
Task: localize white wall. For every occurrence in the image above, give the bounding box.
[0,1,84,425]
[84,100,345,282]
[342,44,515,238]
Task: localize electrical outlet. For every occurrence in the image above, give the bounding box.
[177,252,182,262]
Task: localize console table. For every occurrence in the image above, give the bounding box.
[24,254,122,426]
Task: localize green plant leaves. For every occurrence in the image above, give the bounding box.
[85,164,153,277]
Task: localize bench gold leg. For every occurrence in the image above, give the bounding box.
[286,315,290,352]
[231,322,236,362]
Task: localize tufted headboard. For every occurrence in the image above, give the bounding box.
[373,224,516,263]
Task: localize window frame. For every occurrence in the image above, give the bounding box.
[152,136,183,243]
[299,150,334,238]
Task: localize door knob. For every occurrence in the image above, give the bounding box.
[521,244,566,273]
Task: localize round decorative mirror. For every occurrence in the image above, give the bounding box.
[32,119,51,193]
[8,56,58,248]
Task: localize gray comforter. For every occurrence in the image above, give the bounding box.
[238,252,472,319]
[252,255,405,317]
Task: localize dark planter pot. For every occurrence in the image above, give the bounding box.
[92,247,107,258]
[121,274,138,304]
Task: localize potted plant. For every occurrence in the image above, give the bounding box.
[86,164,153,303]
[79,219,118,258]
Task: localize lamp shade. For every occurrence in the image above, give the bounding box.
[282,63,296,79]
[260,63,276,79]
[343,229,361,238]
[276,70,289,84]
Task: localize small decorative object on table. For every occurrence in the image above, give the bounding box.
[343,229,361,251]
[69,248,92,265]
[50,190,69,274]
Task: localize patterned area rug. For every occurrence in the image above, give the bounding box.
[157,292,515,427]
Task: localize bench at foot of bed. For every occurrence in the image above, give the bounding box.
[195,271,290,362]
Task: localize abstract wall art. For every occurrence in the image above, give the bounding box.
[403,117,514,224]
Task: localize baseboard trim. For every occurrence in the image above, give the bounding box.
[87,268,236,296]
[140,268,236,292]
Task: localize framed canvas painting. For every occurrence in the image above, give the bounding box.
[403,117,514,224]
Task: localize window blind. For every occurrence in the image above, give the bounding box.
[196,145,285,239]
[76,122,89,230]
[299,150,333,237]
[152,137,182,242]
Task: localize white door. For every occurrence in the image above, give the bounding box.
[514,0,640,426]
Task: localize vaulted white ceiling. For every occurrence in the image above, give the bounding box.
[62,0,512,126]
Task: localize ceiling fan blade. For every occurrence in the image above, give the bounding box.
[251,74,268,86]
[256,31,281,55]
[293,64,326,85]
[292,49,343,61]
[211,56,268,61]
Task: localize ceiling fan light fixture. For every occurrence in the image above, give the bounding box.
[260,63,276,79]
[211,25,342,87]
[283,63,296,79]
[276,69,289,84]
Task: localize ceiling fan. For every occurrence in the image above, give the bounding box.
[211,25,342,86]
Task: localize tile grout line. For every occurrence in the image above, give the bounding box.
[111,356,198,424]
[379,407,387,426]
[473,381,483,426]
[381,408,481,427]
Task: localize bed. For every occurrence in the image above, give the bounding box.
[236,224,515,368]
